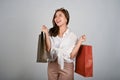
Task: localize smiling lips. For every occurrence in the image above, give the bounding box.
[56,20,61,24]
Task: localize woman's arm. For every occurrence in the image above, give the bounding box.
[41,25,51,52]
[70,35,86,59]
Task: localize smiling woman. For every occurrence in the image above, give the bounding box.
[41,8,86,80]
[49,8,69,37]
[0,0,120,80]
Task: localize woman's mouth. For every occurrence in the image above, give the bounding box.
[56,20,61,24]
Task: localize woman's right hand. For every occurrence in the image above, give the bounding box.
[41,25,49,34]
[41,25,51,52]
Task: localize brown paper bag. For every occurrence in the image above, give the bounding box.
[75,45,93,77]
[37,32,48,63]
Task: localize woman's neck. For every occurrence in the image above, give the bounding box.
[58,25,68,37]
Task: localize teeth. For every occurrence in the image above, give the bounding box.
[57,21,61,23]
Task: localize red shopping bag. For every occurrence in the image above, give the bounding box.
[75,45,93,77]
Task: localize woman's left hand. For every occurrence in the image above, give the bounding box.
[79,35,86,42]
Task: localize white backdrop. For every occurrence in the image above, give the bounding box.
[0,0,120,80]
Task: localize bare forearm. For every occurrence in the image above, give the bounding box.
[70,35,86,59]
[70,40,82,59]
[41,25,51,52]
[45,32,51,52]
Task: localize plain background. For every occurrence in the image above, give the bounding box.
[0,0,120,80]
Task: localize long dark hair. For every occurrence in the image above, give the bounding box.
[49,8,70,37]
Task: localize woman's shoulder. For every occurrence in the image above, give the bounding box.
[68,29,78,39]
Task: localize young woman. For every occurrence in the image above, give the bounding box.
[41,8,86,80]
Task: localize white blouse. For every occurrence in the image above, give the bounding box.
[49,28,78,69]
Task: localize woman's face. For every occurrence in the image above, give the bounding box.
[54,11,67,27]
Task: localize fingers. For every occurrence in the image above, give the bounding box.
[82,35,86,39]
[41,25,48,34]
[41,25,47,30]
[81,35,86,42]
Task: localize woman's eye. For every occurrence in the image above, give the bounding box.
[59,14,62,17]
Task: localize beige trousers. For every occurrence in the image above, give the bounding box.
[48,60,74,80]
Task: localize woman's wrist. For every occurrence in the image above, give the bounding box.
[78,39,82,45]
[45,32,49,38]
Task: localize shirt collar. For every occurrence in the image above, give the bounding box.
[63,28,70,37]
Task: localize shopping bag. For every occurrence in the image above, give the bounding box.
[37,32,48,63]
[75,45,93,77]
